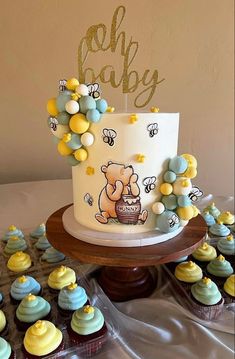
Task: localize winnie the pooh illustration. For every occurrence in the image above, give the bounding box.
[95,161,148,224]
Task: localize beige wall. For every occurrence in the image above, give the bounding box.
[0,0,234,196]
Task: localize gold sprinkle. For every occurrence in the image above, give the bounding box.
[150,107,160,113]
[136,154,145,163]
[227,235,234,241]
[86,166,95,175]
[106,106,115,113]
[202,277,211,285]
[35,320,45,329]
[26,293,36,301]
[217,254,225,262]
[129,114,138,124]
[83,305,94,314]
[202,243,208,250]
[18,276,27,283]
[67,282,77,291]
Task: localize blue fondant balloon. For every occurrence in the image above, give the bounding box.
[56,90,72,112]
[169,156,188,174]
[66,133,82,150]
[79,96,96,114]
[161,194,177,210]
[163,170,177,183]
[96,99,108,113]
[156,211,180,233]
[57,111,70,125]
[67,155,80,166]
[86,109,101,123]
[177,195,192,207]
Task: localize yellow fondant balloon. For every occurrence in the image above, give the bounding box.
[182,166,197,179]
[66,78,79,91]
[74,148,88,162]
[181,154,197,168]
[69,114,90,134]
[160,183,173,195]
[192,205,200,217]
[47,98,59,116]
[177,206,195,220]
[57,140,73,156]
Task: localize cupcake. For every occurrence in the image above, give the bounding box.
[2,225,24,243]
[68,305,107,357]
[202,211,215,227]
[30,224,46,239]
[191,242,217,268]
[217,235,235,263]
[223,274,235,303]
[35,235,51,251]
[0,337,16,359]
[58,283,88,318]
[174,261,203,291]
[190,277,224,320]
[218,211,234,226]
[4,236,27,255]
[209,220,230,238]
[204,203,220,219]
[165,255,189,272]
[48,266,76,292]
[10,276,41,304]
[0,292,3,308]
[0,310,7,336]
[7,251,32,273]
[41,247,65,263]
[15,294,51,330]
[206,255,234,287]
[23,320,63,358]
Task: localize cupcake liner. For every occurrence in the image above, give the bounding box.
[189,295,224,321]
[22,339,64,359]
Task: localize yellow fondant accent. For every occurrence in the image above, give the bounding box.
[83,305,94,314]
[8,225,16,231]
[227,235,234,241]
[18,275,27,283]
[160,183,173,196]
[86,166,95,175]
[46,98,59,117]
[202,277,211,285]
[26,293,36,301]
[136,154,146,163]
[202,243,209,250]
[129,114,138,124]
[66,78,79,91]
[58,265,66,273]
[67,283,77,291]
[106,106,115,112]
[188,261,195,268]
[224,275,235,297]
[74,148,88,162]
[217,255,225,262]
[150,107,160,113]
[217,220,223,225]
[57,140,73,156]
[63,133,72,143]
[71,93,80,101]
[69,113,90,134]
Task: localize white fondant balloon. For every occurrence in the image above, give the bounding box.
[50,124,70,139]
[65,100,79,114]
[81,132,94,147]
[76,84,89,96]
[172,177,192,196]
[152,202,165,215]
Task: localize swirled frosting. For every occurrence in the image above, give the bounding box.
[2,225,24,242]
[35,235,51,250]
[207,255,234,277]
[30,224,46,239]
[192,242,217,262]
[202,211,215,226]
[48,266,76,290]
[218,211,234,225]
[217,235,235,256]
[205,203,220,219]
[71,305,104,335]
[223,275,235,297]
[0,337,11,359]
[4,236,27,254]
[7,251,32,272]
[174,261,203,283]
[11,275,41,300]
[209,222,230,237]
[58,283,88,311]
[16,294,51,323]
[0,310,6,332]
[41,247,65,263]
[23,320,62,356]
[191,277,222,305]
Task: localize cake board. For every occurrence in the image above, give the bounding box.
[46,204,207,301]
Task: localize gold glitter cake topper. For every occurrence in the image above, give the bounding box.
[77,5,164,108]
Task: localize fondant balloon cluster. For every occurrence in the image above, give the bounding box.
[46,78,108,166]
[152,154,199,233]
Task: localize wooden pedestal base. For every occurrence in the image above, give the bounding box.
[97,266,156,302]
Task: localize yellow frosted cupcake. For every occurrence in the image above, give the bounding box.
[223,274,235,303]
[48,266,76,292]
[174,261,203,290]
[218,211,234,226]
[192,242,217,267]
[23,320,63,357]
[7,251,32,272]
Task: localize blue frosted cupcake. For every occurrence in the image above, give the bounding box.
[217,235,235,263]
[41,247,65,263]
[35,235,51,251]
[0,337,16,359]
[10,275,42,304]
[30,223,46,239]
[209,220,230,238]
[4,236,27,255]
[204,203,220,219]
[58,283,88,318]
[15,294,51,330]
[206,255,234,287]
[2,225,24,243]
[202,211,215,226]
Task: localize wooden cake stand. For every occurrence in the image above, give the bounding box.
[46,204,207,302]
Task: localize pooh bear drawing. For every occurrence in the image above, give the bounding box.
[95,161,148,225]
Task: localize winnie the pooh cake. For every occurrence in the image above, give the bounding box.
[46,78,199,246]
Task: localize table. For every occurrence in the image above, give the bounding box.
[0,179,234,359]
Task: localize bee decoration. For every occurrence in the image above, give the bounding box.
[147,123,159,138]
[59,79,67,92]
[188,186,203,202]
[84,193,94,207]
[102,128,117,146]
[49,117,58,132]
[168,213,180,228]
[143,176,157,193]
[87,83,101,99]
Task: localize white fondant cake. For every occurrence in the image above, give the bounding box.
[72,113,179,234]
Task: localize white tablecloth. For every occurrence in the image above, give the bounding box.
[0,180,234,359]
